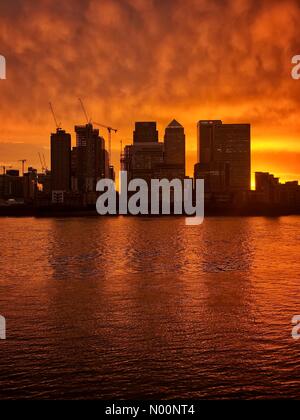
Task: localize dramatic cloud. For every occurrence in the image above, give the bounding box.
[0,0,300,180]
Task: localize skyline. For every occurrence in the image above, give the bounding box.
[1,0,300,185]
[0,116,299,190]
[1,116,299,218]
[1,114,300,190]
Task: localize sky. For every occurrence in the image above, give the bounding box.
[0,0,300,185]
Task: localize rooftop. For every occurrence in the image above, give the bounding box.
[167,119,183,128]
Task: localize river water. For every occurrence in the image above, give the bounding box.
[0,216,300,399]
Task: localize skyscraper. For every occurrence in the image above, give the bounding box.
[163,119,186,177]
[197,120,222,164]
[133,122,159,144]
[75,124,106,193]
[195,120,251,192]
[50,129,71,193]
[122,120,187,183]
[122,122,163,183]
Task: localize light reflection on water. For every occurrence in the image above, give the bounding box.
[0,216,300,399]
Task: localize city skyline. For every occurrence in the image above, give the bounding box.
[1,116,300,184]
[1,0,300,185]
[1,116,300,217]
[0,114,299,190]
[0,108,299,190]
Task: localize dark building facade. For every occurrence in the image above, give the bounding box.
[47,123,112,206]
[255,172,300,208]
[23,168,37,203]
[122,120,186,183]
[133,122,159,144]
[0,171,24,200]
[122,143,164,183]
[195,120,251,193]
[51,129,71,193]
[74,124,106,193]
[163,119,186,179]
[122,122,164,183]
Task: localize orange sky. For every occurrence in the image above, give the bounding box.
[0,0,300,186]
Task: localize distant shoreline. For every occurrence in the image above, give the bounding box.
[0,205,299,219]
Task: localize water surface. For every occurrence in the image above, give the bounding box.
[0,216,300,399]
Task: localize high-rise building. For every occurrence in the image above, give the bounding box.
[133,122,159,144]
[51,129,71,193]
[195,120,251,192]
[197,120,222,164]
[162,119,186,179]
[123,143,164,183]
[122,122,163,183]
[74,124,106,193]
[122,120,187,182]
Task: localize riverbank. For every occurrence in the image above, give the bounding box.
[1,204,300,218]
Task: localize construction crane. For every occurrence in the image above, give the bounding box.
[38,153,44,172]
[38,152,47,173]
[18,159,27,176]
[49,102,61,130]
[78,98,118,162]
[42,154,48,172]
[78,98,91,124]
[93,122,118,163]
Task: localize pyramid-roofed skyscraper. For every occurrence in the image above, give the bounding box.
[164,120,186,175]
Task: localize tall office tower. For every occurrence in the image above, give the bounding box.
[196,120,251,192]
[197,120,222,164]
[50,129,71,192]
[75,124,106,192]
[133,122,159,144]
[163,120,186,178]
[122,122,163,183]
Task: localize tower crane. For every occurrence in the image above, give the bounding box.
[49,102,62,130]
[93,122,118,163]
[42,154,48,172]
[78,98,91,124]
[38,153,47,173]
[77,98,118,163]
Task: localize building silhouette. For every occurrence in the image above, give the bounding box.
[74,124,106,193]
[122,122,164,183]
[0,170,23,200]
[23,167,37,203]
[122,120,186,183]
[133,122,159,144]
[1,117,300,216]
[195,120,251,193]
[162,119,186,179]
[51,129,71,201]
[255,172,300,208]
